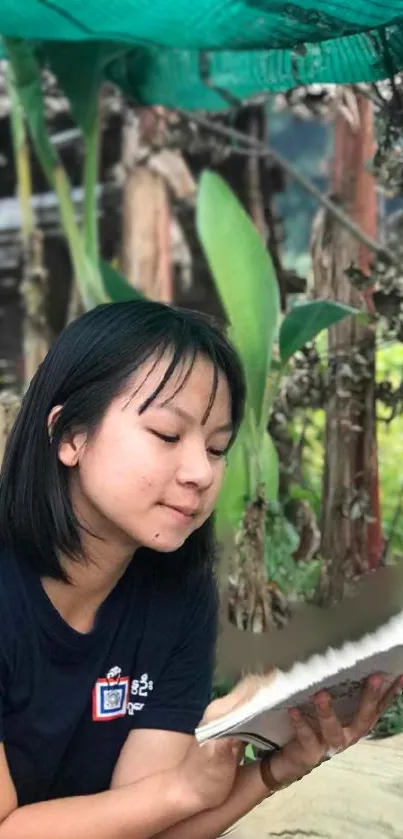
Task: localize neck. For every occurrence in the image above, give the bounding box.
[41,474,141,632]
[42,534,137,635]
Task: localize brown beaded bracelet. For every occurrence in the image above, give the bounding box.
[259,757,285,796]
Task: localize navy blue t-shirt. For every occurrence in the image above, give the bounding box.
[0,547,218,805]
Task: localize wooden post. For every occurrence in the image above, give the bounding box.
[120,107,174,303]
[20,228,49,387]
[312,94,381,604]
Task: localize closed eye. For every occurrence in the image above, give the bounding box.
[208,447,227,459]
[149,430,180,444]
[149,430,228,457]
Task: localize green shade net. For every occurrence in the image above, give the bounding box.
[1,1,403,107]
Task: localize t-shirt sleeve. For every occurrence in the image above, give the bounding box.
[0,568,20,745]
[0,604,11,744]
[0,666,4,742]
[134,568,219,735]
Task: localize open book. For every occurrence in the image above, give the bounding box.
[196,565,403,752]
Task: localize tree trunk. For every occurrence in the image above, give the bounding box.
[120,108,174,303]
[312,94,381,605]
[0,390,21,464]
[20,228,50,387]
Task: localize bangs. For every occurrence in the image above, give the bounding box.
[137,348,220,426]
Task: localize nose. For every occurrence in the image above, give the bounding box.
[176,442,215,491]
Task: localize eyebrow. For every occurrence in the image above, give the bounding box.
[153,404,233,434]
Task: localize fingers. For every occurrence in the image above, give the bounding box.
[351,674,387,738]
[349,674,403,740]
[313,692,346,752]
[202,736,241,766]
[288,708,325,767]
[289,691,347,760]
[281,674,403,783]
[376,676,403,717]
[323,673,403,744]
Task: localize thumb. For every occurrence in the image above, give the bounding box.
[201,736,243,764]
[202,671,278,724]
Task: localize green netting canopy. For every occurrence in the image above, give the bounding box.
[1,1,403,108]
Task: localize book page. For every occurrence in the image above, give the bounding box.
[223,643,403,750]
[197,592,403,749]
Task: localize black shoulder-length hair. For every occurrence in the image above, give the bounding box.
[0,300,245,582]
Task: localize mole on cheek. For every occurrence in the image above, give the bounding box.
[154,533,160,539]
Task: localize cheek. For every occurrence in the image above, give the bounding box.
[78,431,166,507]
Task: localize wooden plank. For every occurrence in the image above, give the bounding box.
[233,734,403,838]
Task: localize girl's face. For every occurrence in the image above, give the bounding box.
[57,355,233,555]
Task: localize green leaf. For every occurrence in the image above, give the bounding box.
[215,424,250,538]
[78,260,109,309]
[43,43,127,134]
[100,261,144,303]
[52,166,107,309]
[3,38,57,182]
[5,64,25,152]
[215,426,279,539]
[43,43,127,265]
[197,171,280,430]
[279,300,359,363]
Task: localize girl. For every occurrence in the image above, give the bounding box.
[0,300,399,839]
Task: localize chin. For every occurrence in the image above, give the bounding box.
[129,512,203,554]
[153,530,192,552]
[141,527,194,554]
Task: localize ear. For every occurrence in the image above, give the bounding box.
[47,405,62,441]
[47,405,86,468]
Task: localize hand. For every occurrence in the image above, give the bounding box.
[266,673,403,789]
[177,686,250,813]
[177,735,242,813]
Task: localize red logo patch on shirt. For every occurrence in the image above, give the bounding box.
[92,676,130,721]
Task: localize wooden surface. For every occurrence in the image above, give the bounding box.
[233,734,403,838]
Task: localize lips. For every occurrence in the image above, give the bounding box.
[162,504,198,519]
